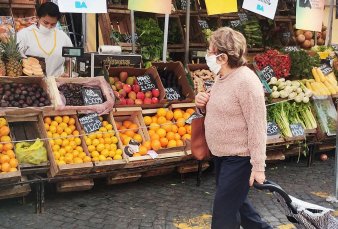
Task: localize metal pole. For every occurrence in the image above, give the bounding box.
[131,10,136,53]
[162,14,169,63]
[69,13,78,47]
[82,14,87,51]
[184,0,191,65]
[325,0,334,46]
[96,14,99,51]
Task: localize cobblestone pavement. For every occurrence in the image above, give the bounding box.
[0,153,337,229]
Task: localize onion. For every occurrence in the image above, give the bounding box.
[304,31,313,40]
[295,30,304,36]
[320,154,328,161]
[297,34,306,43]
[302,40,311,49]
[317,38,325,45]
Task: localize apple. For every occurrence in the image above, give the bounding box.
[136,92,145,100]
[113,91,120,98]
[144,98,152,104]
[126,98,135,105]
[113,77,119,82]
[109,77,115,85]
[132,84,141,93]
[119,72,128,82]
[151,97,159,104]
[118,89,127,98]
[145,91,152,98]
[111,85,116,91]
[119,98,127,105]
[115,81,123,90]
[123,84,132,93]
[152,88,160,98]
[128,91,137,100]
[135,99,143,105]
[126,77,135,86]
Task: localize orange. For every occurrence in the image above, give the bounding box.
[111,136,118,144]
[151,116,158,123]
[160,137,169,147]
[62,139,69,147]
[44,123,50,131]
[74,138,81,146]
[64,128,72,135]
[54,116,63,124]
[113,155,122,160]
[92,139,100,146]
[0,136,11,143]
[143,141,151,150]
[5,150,15,159]
[148,129,156,136]
[166,132,175,141]
[9,168,17,172]
[172,125,178,133]
[157,108,167,117]
[49,126,56,134]
[186,125,192,134]
[65,145,73,154]
[60,132,68,139]
[91,151,100,158]
[0,126,10,137]
[0,144,2,152]
[0,154,10,163]
[144,116,152,125]
[119,126,127,134]
[186,108,195,115]
[96,131,103,139]
[167,140,177,148]
[99,155,107,161]
[133,153,141,157]
[149,123,160,131]
[1,162,10,172]
[62,115,70,124]
[59,122,68,129]
[174,133,181,141]
[68,118,76,125]
[151,140,161,151]
[176,139,184,147]
[183,113,191,120]
[129,123,138,133]
[176,118,186,127]
[182,134,191,141]
[110,144,117,151]
[83,156,92,163]
[178,127,187,136]
[88,145,96,152]
[138,146,148,156]
[3,143,13,151]
[157,116,167,125]
[150,133,160,141]
[69,125,76,132]
[101,149,109,157]
[74,157,83,164]
[102,121,108,127]
[122,136,132,146]
[99,127,108,133]
[173,110,183,120]
[59,148,66,156]
[56,126,64,135]
[156,128,166,138]
[115,121,122,129]
[104,137,112,144]
[165,110,174,121]
[123,120,132,128]
[162,121,173,132]
[125,130,135,138]
[44,117,52,124]
[50,121,58,127]
[106,124,113,131]
[96,143,105,152]
[133,134,143,143]
[76,146,83,153]
[72,130,80,136]
[85,138,92,146]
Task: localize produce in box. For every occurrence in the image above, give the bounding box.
[242,18,264,48]
[0,16,14,44]
[0,118,18,173]
[294,25,326,49]
[0,35,23,77]
[44,116,90,165]
[83,117,122,161]
[14,17,38,32]
[157,69,185,101]
[303,67,338,96]
[312,97,337,136]
[191,69,216,93]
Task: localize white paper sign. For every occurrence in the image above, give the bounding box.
[242,0,278,19]
[58,0,107,13]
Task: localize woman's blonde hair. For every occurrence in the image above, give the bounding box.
[210,27,247,68]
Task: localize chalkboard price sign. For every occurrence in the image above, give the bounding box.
[267,122,280,137]
[261,65,275,82]
[282,31,291,38]
[165,87,181,101]
[229,20,241,28]
[290,123,305,137]
[82,87,104,105]
[204,80,214,91]
[238,13,248,22]
[79,113,102,134]
[319,64,333,76]
[282,46,300,52]
[137,74,156,92]
[198,20,209,29]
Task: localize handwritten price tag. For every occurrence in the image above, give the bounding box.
[267,122,280,137]
[165,87,181,101]
[137,74,156,92]
[82,88,104,105]
[319,64,333,76]
[290,123,305,137]
[79,113,102,133]
[261,66,275,82]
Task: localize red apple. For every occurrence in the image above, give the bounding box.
[115,81,123,90]
[144,98,152,104]
[119,72,128,82]
[113,91,120,98]
[126,98,135,105]
[151,97,159,104]
[132,84,141,93]
[136,92,145,100]
[123,84,132,93]
[119,98,127,105]
[118,89,127,98]
[135,99,143,105]
[145,91,152,98]
[128,91,137,100]
[152,88,160,98]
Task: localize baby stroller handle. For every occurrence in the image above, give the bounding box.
[254,180,298,214]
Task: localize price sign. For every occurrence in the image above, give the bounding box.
[81,87,104,105]
[238,12,248,22]
[165,87,181,101]
[319,64,333,76]
[282,31,291,39]
[282,46,300,52]
[180,0,188,10]
[290,123,305,137]
[136,74,156,92]
[267,122,280,137]
[198,20,209,29]
[79,113,102,134]
[204,80,214,91]
[229,20,242,28]
[261,66,275,82]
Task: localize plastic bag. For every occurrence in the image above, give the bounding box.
[15,139,48,165]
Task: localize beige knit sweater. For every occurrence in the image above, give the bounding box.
[204,66,267,172]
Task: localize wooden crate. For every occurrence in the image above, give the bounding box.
[77,112,127,172]
[187,64,216,93]
[177,161,209,174]
[7,114,50,174]
[11,6,36,18]
[11,0,36,4]
[56,179,94,193]
[109,67,166,109]
[152,61,195,104]
[106,172,141,185]
[0,177,31,200]
[39,114,93,177]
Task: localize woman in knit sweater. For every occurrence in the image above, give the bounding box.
[195,27,272,229]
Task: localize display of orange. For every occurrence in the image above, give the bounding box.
[54,116,63,124]
[123,136,132,146]
[83,156,92,163]
[174,133,181,141]
[129,123,138,133]
[182,134,191,141]
[162,121,172,132]
[62,115,70,124]
[1,136,11,143]
[0,126,10,137]
[1,162,10,172]
[123,120,132,128]
[157,108,167,117]
[166,132,175,141]
[149,123,160,131]
[157,116,167,125]
[56,126,63,134]
[178,127,187,136]
[115,121,122,129]
[143,141,151,150]
[119,126,127,134]
[160,138,169,147]
[3,143,13,151]
[0,154,10,163]
[6,150,15,159]
[101,149,109,157]
[186,125,192,134]
[150,133,160,141]
[148,129,156,136]
[68,118,76,125]
[171,125,178,133]
[176,118,186,127]
[186,108,195,115]
[69,125,76,132]
[144,116,152,125]
[151,139,161,151]
[96,143,105,152]
[167,140,177,148]
[176,139,184,147]
[0,144,3,152]
[44,117,52,125]
[173,110,183,120]
[125,130,135,138]
[156,128,166,138]
[151,116,158,123]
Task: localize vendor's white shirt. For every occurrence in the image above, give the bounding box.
[17,24,73,77]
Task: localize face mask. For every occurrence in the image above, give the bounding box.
[205,54,223,75]
[38,24,54,35]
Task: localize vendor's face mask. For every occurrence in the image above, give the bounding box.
[205,53,223,75]
[39,24,54,35]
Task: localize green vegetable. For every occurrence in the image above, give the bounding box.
[268,102,293,137]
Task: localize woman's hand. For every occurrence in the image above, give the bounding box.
[60,73,70,78]
[249,171,266,186]
[195,92,210,109]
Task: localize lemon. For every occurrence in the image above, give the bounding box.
[113,155,122,160]
[115,149,123,156]
[98,155,107,161]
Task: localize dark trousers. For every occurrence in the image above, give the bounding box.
[211,156,272,229]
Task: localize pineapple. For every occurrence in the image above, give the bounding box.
[0,36,22,77]
[0,45,6,76]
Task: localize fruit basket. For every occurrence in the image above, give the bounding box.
[39,113,93,177]
[152,62,195,104]
[187,64,217,94]
[47,76,115,115]
[0,76,53,114]
[78,112,127,172]
[112,107,155,168]
[0,115,21,185]
[108,67,165,108]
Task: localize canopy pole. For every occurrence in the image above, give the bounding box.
[325,0,334,46]
[131,10,136,53]
[184,0,191,65]
[162,14,169,63]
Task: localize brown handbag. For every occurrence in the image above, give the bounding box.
[191,116,211,160]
